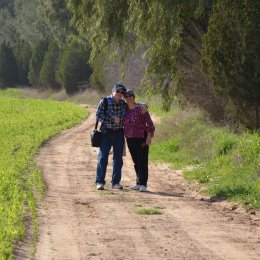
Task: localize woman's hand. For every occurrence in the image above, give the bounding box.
[146,134,152,146]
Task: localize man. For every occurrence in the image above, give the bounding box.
[95,83,147,190]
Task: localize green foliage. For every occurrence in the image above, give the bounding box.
[0,42,18,88]
[28,39,49,87]
[40,39,61,89]
[0,92,88,258]
[57,40,92,95]
[68,0,128,57]
[202,0,260,129]
[68,0,259,129]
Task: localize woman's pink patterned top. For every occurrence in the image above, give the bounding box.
[123,106,155,138]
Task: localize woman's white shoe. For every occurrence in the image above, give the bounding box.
[139,185,147,192]
[130,185,140,190]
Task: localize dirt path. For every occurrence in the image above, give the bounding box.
[21,107,260,259]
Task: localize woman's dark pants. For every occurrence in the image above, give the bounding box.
[126,137,149,186]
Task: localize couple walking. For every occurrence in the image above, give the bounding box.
[95,83,155,192]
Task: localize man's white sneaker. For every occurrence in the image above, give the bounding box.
[139,185,147,192]
[96,183,104,190]
[112,183,123,189]
[130,185,140,190]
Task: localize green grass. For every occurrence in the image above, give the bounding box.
[0,90,88,259]
[134,203,163,215]
[3,87,102,106]
[184,132,260,209]
[0,88,23,98]
[136,95,169,117]
[147,96,260,210]
[135,208,162,215]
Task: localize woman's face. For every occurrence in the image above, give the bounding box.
[124,94,135,104]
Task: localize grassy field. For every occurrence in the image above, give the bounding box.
[143,96,260,210]
[0,89,88,259]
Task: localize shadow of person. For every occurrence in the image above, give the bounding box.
[145,190,185,198]
[205,195,227,203]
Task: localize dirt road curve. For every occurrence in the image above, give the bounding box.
[17,107,260,260]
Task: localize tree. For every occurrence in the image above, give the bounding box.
[0,42,18,87]
[13,39,32,85]
[13,0,52,46]
[0,1,19,45]
[67,0,214,110]
[0,0,14,10]
[28,39,49,87]
[40,39,60,89]
[201,0,260,129]
[57,40,92,95]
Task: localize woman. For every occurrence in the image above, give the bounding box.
[123,89,155,192]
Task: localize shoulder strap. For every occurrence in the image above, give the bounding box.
[103,97,108,116]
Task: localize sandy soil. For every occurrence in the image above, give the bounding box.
[16,107,260,260]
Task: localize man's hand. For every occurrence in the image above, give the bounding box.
[140,104,148,114]
[114,117,121,124]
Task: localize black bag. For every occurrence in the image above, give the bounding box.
[90,97,108,147]
[90,128,102,147]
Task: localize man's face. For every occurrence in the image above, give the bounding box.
[113,88,125,100]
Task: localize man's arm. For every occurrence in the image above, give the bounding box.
[136,103,148,114]
[96,99,107,123]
